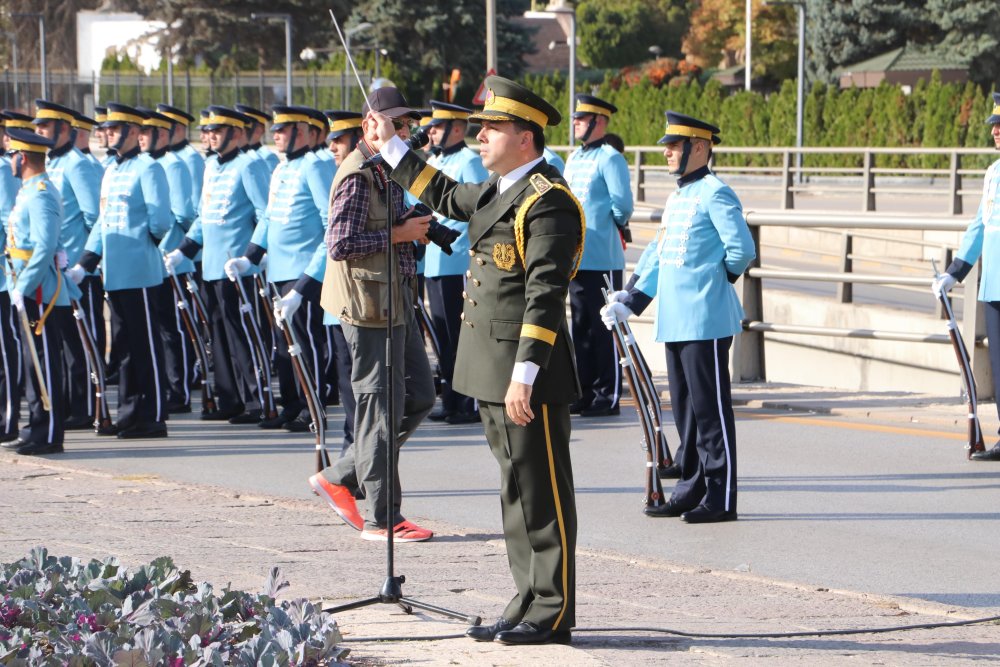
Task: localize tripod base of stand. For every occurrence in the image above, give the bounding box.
[324,575,482,626]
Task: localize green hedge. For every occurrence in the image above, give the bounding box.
[525,70,996,171]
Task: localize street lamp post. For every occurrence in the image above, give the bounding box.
[524,4,576,145]
[251,12,293,104]
[764,0,806,182]
[344,22,373,109]
[3,32,18,108]
[745,0,752,91]
[12,12,45,99]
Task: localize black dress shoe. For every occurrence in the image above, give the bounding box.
[228,411,263,425]
[465,617,518,642]
[201,406,244,421]
[658,462,681,479]
[0,432,18,444]
[569,400,589,415]
[971,444,1000,461]
[680,505,738,524]
[494,621,571,645]
[15,440,64,455]
[643,497,694,518]
[427,408,451,422]
[2,437,28,450]
[258,412,294,429]
[64,416,94,430]
[95,422,118,437]
[117,422,168,439]
[445,411,479,425]
[283,416,313,432]
[167,402,192,414]
[580,403,620,417]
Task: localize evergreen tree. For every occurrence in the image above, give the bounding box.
[925,0,1000,89]
[576,0,691,69]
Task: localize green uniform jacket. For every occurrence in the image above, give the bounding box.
[391,151,583,405]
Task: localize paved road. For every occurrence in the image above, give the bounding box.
[48,392,1000,611]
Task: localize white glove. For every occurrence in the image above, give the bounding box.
[932,273,957,297]
[164,250,184,275]
[607,289,629,304]
[9,288,23,312]
[259,253,268,272]
[55,250,68,270]
[224,256,252,281]
[66,264,86,285]
[600,302,633,330]
[274,289,303,325]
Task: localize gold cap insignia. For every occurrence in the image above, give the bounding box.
[485,89,495,106]
[529,173,553,195]
[493,243,516,271]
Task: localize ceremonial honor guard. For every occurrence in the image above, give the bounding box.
[377,76,583,644]
[0,115,23,442]
[325,110,363,165]
[1,128,74,455]
[71,111,102,172]
[92,107,116,170]
[139,108,197,413]
[158,104,205,216]
[235,104,280,173]
[165,106,271,423]
[933,92,1000,461]
[422,101,488,424]
[564,95,634,417]
[32,100,104,430]
[543,146,565,174]
[226,105,333,431]
[603,111,755,523]
[67,103,172,439]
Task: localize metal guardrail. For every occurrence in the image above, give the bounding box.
[553,145,997,215]
[627,208,990,396]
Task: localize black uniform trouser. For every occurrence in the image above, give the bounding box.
[426,274,476,415]
[274,280,327,418]
[204,278,263,414]
[983,302,1000,428]
[61,296,92,423]
[330,323,356,454]
[569,269,623,410]
[0,292,22,438]
[480,401,576,631]
[155,280,195,408]
[19,300,67,446]
[107,287,167,427]
[665,337,738,513]
[78,275,107,367]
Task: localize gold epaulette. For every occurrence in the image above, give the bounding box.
[513,177,586,280]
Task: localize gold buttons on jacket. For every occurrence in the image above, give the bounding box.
[475,257,485,266]
[468,249,475,257]
[466,270,473,279]
[461,290,468,299]
[472,279,481,287]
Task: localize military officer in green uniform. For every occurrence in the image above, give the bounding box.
[373,76,584,646]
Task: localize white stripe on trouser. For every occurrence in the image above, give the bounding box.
[41,324,55,443]
[175,294,190,404]
[1,305,11,434]
[305,302,320,392]
[141,288,164,422]
[712,338,734,511]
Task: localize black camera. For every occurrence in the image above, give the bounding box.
[408,203,461,256]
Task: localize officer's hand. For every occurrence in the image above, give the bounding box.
[392,214,431,244]
[607,289,629,304]
[66,264,86,285]
[163,250,184,275]
[275,289,303,325]
[224,256,251,282]
[10,288,23,312]
[600,302,633,330]
[55,250,68,270]
[505,381,535,427]
[367,110,396,151]
[932,273,957,297]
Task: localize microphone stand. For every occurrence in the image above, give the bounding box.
[324,147,479,627]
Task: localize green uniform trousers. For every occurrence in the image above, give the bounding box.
[480,401,576,630]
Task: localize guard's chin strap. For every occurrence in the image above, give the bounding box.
[348,132,360,153]
[218,126,235,155]
[148,130,160,154]
[284,125,299,156]
[431,120,453,155]
[110,124,131,153]
[579,115,598,145]
[12,153,23,179]
[672,139,693,176]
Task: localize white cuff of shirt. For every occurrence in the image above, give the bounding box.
[381,135,409,169]
[511,361,540,386]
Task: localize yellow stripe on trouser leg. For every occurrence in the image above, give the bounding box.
[542,404,570,630]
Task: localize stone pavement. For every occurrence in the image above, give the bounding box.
[2,407,999,667]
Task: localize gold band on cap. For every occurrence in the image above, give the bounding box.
[483,94,548,128]
[329,118,362,132]
[663,123,714,141]
[207,113,246,128]
[272,113,311,126]
[243,111,269,125]
[159,110,190,126]
[432,109,469,121]
[8,139,49,153]
[993,105,1000,116]
[72,119,96,131]
[35,108,76,123]
[107,111,144,125]
[4,119,34,130]
[143,117,172,130]
[575,103,610,117]
[419,117,433,127]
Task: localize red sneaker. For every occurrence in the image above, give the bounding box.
[308,474,363,531]
[361,520,434,543]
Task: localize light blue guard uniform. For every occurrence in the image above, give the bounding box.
[543,146,565,174]
[235,104,280,174]
[158,105,206,220]
[0,122,22,440]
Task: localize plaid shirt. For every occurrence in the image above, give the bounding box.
[326,172,415,277]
